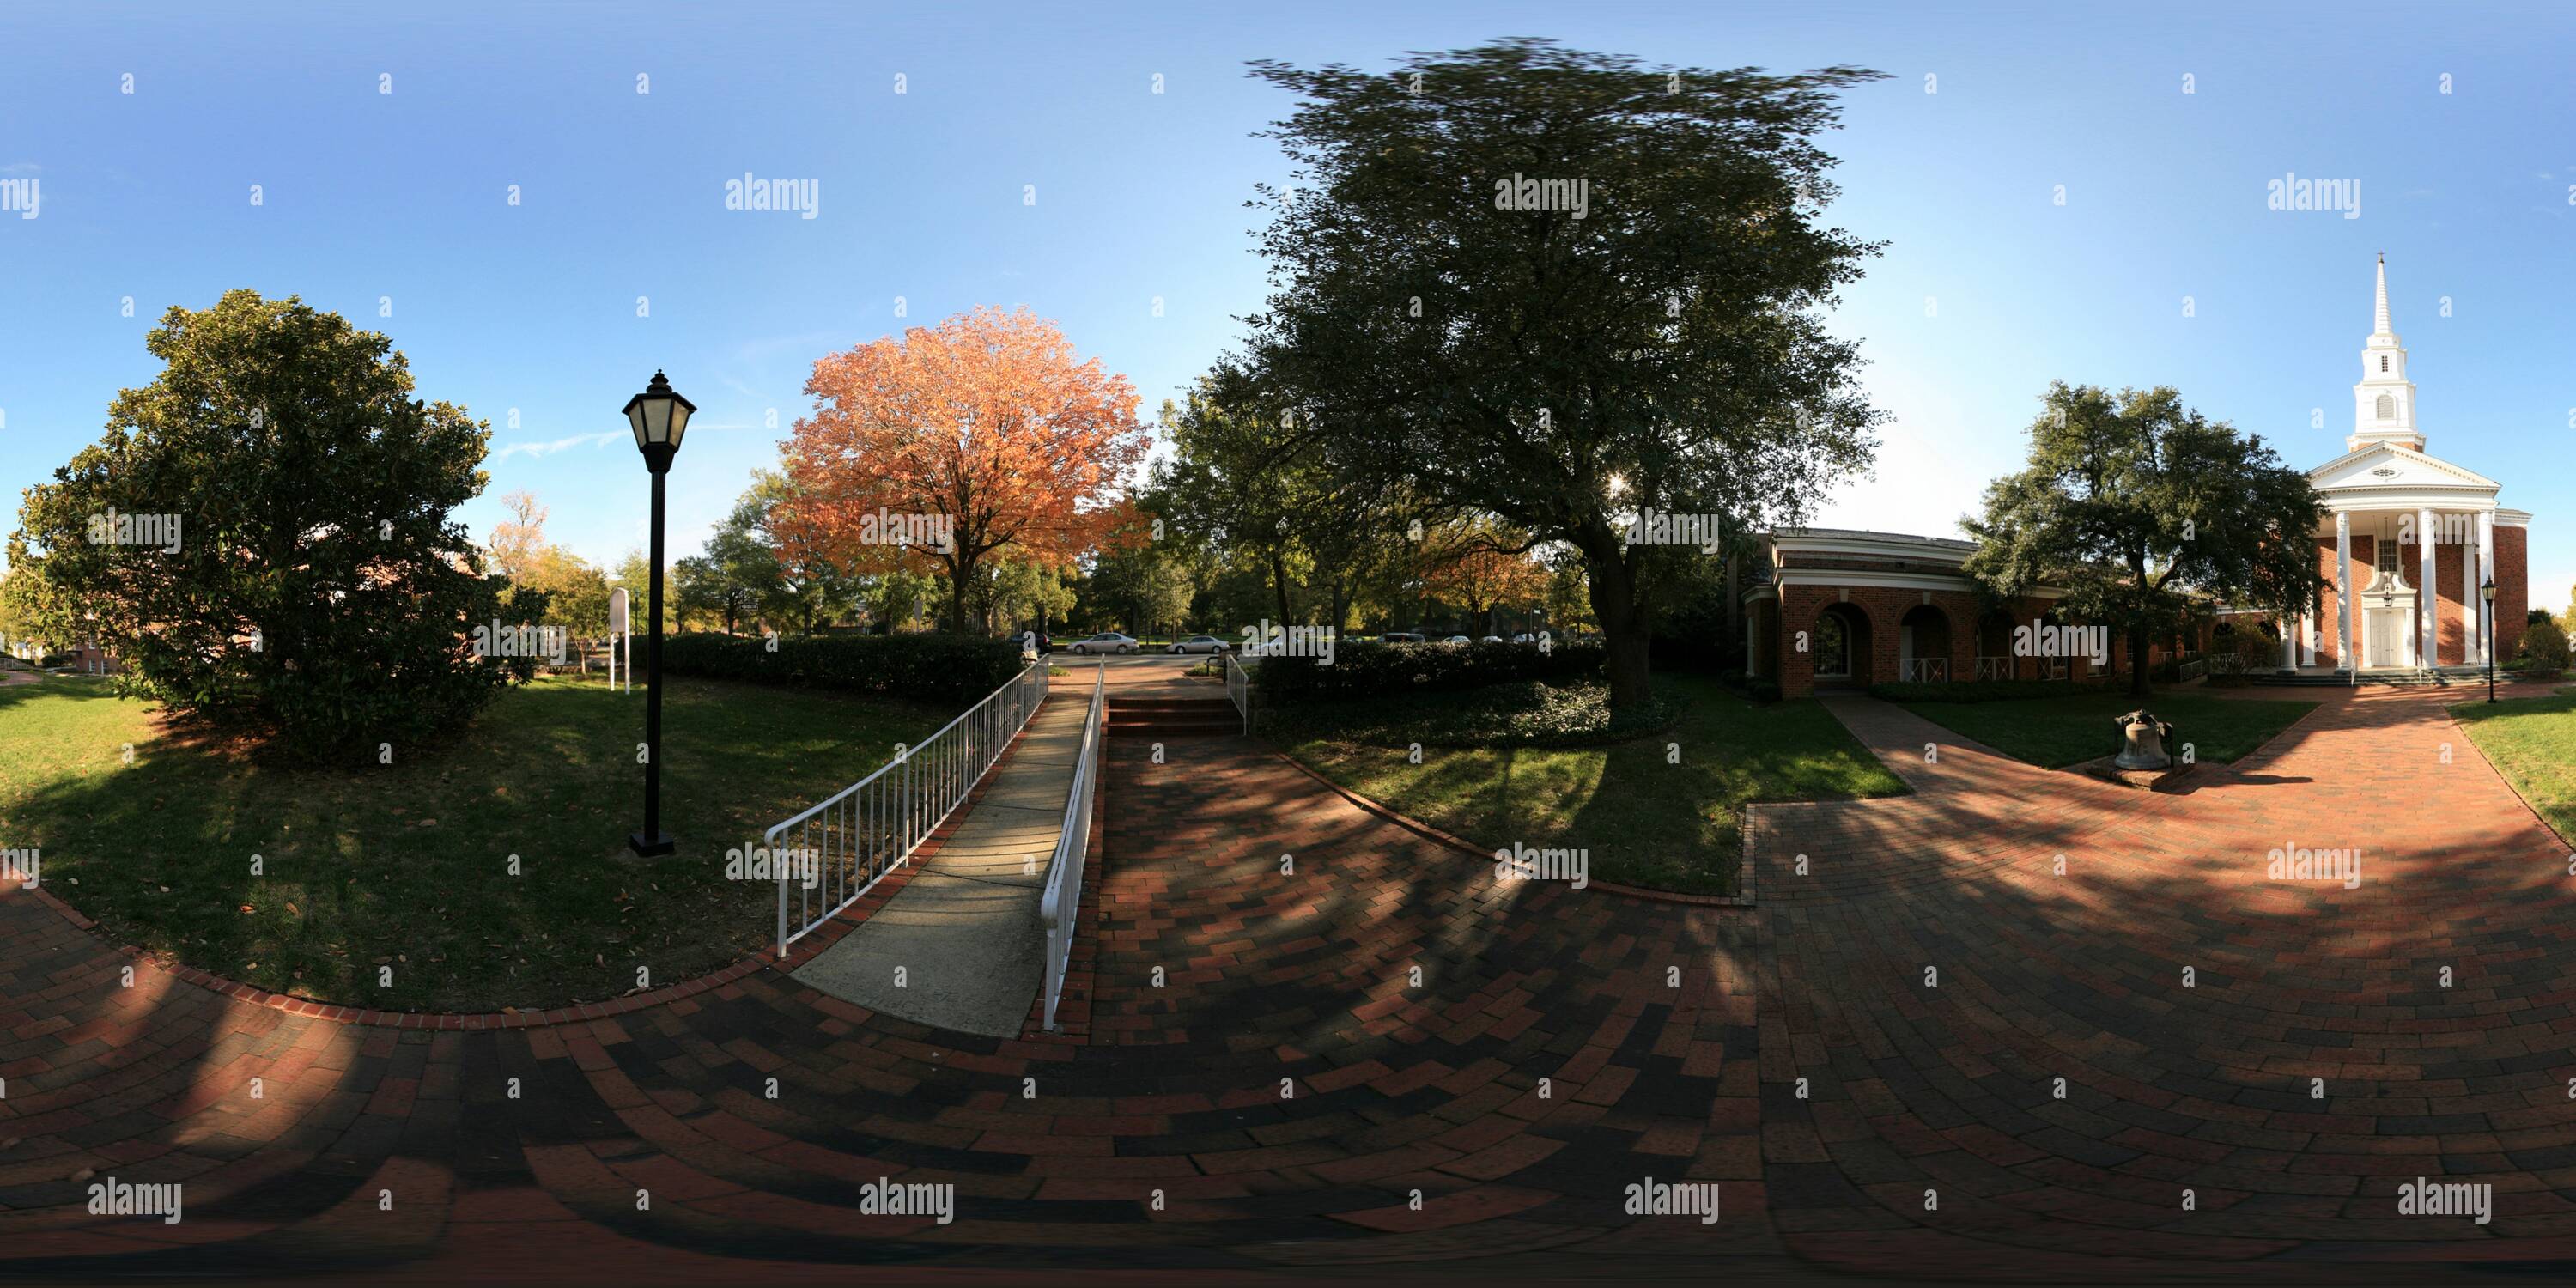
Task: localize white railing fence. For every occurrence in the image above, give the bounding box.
[1038,666,1106,1030]
[1224,652,1250,734]
[1974,655,2011,681]
[1899,657,1949,683]
[770,661,1049,958]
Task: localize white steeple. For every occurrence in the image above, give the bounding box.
[2348,253,2423,453]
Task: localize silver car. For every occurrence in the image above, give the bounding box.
[1068,632,1138,655]
[1167,635,1232,654]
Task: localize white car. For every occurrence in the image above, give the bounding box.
[1067,632,1138,655]
[1167,635,1232,654]
[1510,633,1539,645]
[1479,635,1505,644]
[1443,635,1473,645]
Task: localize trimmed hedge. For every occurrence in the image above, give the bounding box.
[1868,677,2116,704]
[1254,639,1605,703]
[658,632,1024,706]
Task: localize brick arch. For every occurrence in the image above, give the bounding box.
[1811,601,1874,689]
[1896,603,1953,682]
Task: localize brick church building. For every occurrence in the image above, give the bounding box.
[1747,257,2530,698]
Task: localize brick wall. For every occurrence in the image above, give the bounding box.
[2497,523,2530,661]
[1775,586,2122,697]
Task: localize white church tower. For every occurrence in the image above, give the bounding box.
[2348,253,2424,453]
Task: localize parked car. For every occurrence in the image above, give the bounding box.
[1381,631,1426,643]
[1443,635,1473,645]
[1510,632,1540,645]
[1167,635,1232,654]
[1479,635,1505,644]
[1067,631,1138,655]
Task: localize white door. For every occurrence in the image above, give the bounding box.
[2366,610,2398,669]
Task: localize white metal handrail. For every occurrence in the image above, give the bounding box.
[770,661,1048,957]
[1038,666,1106,1030]
[1224,651,1249,735]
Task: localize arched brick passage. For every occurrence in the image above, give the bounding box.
[1812,603,1873,688]
[1896,604,1951,682]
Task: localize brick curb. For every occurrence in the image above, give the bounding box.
[9,694,1069,1030]
[1269,746,1756,908]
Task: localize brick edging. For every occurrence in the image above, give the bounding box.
[8,695,1071,1030]
[1268,747,1756,907]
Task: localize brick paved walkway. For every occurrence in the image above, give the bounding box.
[1755,685,2576,1279]
[2,683,2571,1282]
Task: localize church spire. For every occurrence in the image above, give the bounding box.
[2372,252,2391,336]
[2348,255,2421,453]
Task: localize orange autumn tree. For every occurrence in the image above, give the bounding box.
[1422,519,1552,636]
[784,307,1149,633]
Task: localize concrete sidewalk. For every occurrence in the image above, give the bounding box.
[790,690,1086,1036]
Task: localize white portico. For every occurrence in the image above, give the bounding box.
[2293,257,2530,674]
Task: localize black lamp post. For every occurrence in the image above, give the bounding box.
[625,370,695,856]
[2482,576,2498,703]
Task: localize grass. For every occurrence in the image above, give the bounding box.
[0,672,946,1012]
[1892,690,2318,769]
[1275,673,1905,896]
[1266,679,1679,749]
[2453,685,2576,846]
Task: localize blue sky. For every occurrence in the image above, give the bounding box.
[4,0,2573,607]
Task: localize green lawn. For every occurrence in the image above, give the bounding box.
[1893,690,2318,769]
[1277,674,1906,896]
[0,673,945,1011]
[2453,686,2576,846]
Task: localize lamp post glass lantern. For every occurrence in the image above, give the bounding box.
[625,370,695,857]
[2481,576,2497,703]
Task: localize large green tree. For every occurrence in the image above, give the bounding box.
[1239,39,1886,705]
[1964,382,2328,696]
[6,289,516,756]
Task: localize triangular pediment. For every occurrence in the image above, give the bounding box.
[2308,444,2498,495]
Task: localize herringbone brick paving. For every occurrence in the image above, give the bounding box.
[1,679,2569,1283]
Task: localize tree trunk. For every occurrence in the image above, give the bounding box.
[1583,548,1653,708]
[1269,552,1294,628]
[945,550,980,635]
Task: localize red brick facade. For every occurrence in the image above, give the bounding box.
[2310,522,2528,667]
[1767,585,2142,698]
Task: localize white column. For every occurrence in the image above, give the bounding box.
[2477,511,2495,665]
[2336,512,2354,671]
[2301,611,2318,666]
[2280,614,2296,670]
[2463,519,2478,666]
[2418,507,2437,668]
